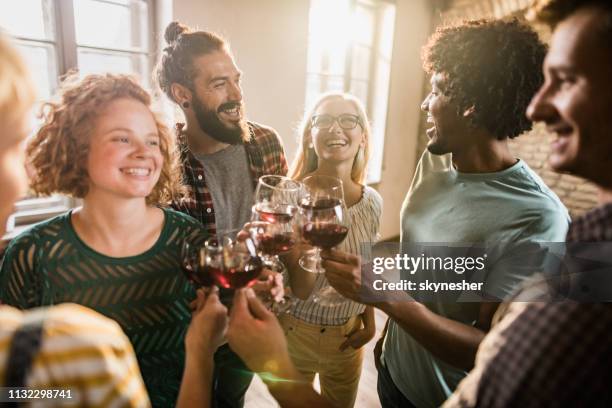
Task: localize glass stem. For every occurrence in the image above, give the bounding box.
[314,247,323,273]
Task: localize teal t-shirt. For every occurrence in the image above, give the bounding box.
[0,208,208,407]
[382,150,570,408]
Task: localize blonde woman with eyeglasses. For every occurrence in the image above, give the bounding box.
[283,92,382,408]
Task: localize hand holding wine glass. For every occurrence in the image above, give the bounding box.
[247,175,302,313]
[226,289,334,407]
[238,221,295,314]
[185,286,228,356]
[227,288,294,374]
[298,175,350,307]
[250,175,301,271]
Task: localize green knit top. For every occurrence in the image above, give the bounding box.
[0,208,208,407]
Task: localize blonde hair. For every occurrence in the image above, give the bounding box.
[0,32,36,130]
[27,73,183,205]
[289,92,371,184]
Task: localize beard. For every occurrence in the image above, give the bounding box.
[192,95,248,145]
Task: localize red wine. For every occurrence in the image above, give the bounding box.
[181,264,215,287]
[255,203,296,224]
[302,222,348,249]
[195,265,216,287]
[299,198,342,211]
[211,259,263,289]
[258,233,295,255]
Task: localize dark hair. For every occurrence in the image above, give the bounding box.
[529,0,612,41]
[155,21,228,102]
[529,0,612,27]
[422,18,547,140]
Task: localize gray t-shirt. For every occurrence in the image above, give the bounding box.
[196,144,254,233]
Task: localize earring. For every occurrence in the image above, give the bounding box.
[308,142,314,149]
[182,101,190,109]
[463,106,475,117]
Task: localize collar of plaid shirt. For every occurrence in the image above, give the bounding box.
[566,202,612,242]
[172,122,288,236]
[468,203,612,407]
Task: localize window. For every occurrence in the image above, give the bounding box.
[305,0,396,184]
[0,0,155,237]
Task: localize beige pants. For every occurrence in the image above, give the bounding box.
[279,314,364,408]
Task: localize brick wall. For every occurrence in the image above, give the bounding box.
[415,0,599,218]
[508,125,599,217]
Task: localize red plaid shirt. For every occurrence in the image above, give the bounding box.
[171,121,288,236]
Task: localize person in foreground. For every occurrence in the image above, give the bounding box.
[444,0,612,406]
[321,18,570,408]
[0,72,210,406]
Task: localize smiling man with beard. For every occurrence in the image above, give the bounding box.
[156,21,287,237]
[321,19,570,408]
[155,21,287,408]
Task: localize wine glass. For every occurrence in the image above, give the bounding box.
[249,176,313,313]
[180,240,216,288]
[250,175,302,313]
[209,230,264,290]
[246,220,296,314]
[298,175,350,306]
[250,175,302,271]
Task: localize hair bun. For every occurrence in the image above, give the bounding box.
[164,21,190,44]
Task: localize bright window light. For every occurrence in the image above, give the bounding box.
[305,0,396,184]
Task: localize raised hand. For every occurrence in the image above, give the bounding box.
[185,286,228,357]
[226,288,292,374]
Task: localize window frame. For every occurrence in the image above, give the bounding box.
[305,0,395,184]
[4,0,157,237]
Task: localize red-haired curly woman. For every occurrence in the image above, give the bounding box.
[0,72,210,406]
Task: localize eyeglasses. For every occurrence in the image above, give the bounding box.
[311,114,362,130]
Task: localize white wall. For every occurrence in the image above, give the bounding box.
[374,0,432,238]
[172,0,433,239]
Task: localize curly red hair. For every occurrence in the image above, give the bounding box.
[27,73,183,205]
